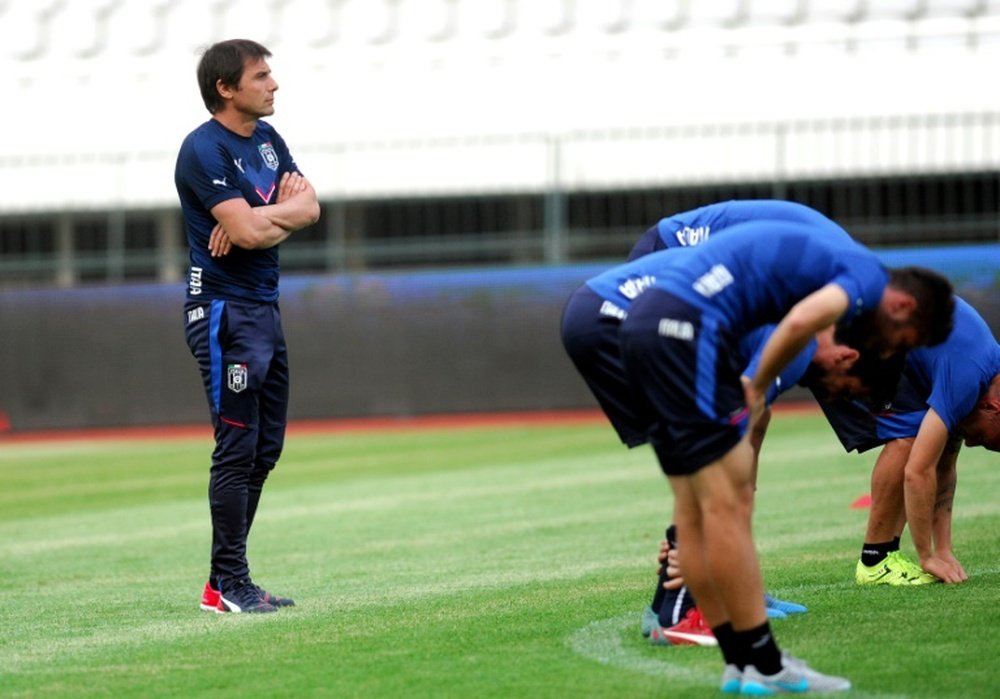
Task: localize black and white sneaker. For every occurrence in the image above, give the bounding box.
[217,580,278,614]
[253,583,295,608]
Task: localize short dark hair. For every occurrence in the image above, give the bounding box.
[196,39,272,114]
[799,347,905,407]
[888,266,955,346]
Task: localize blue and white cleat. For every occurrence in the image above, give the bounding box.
[740,655,850,695]
[721,664,742,694]
[641,606,659,637]
[765,593,808,616]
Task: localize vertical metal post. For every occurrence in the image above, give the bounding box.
[543,135,566,264]
[107,207,126,283]
[158,210,183,284]
[55,214,76,288]
[325,199,347,272]
[772,122,788,201]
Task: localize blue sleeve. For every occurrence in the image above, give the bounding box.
[829,251,889,323]
[178,132,244,213]
[910,300,1000,430]
[269,127,300,177]
[741,327,817,405]
[875,410,926,440]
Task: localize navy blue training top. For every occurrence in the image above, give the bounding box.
[175,118,299,303]
[627,199,847,261]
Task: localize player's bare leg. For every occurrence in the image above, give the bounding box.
[668,477,728,626]
[688,438,765,632]
[866,438,912,543]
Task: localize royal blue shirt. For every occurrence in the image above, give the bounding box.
[587,219,886,332]
[175,118,300,303]
[875,297,1000,438]
[627,199,847,261]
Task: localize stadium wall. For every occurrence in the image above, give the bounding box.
[1,245,997,433]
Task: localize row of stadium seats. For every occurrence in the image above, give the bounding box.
[3,0,999,212]
[4,0,1000,63]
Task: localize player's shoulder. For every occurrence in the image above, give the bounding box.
[255,119,284,140]
[178,119,225,155]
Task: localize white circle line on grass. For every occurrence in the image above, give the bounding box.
[566,612,913,699]
[566,613,709,681]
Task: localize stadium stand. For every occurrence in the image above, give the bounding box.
[1,0,998,283]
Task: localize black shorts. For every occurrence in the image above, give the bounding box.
[560,286,656,447]
[815,373,929,453]
[619,289,746,476]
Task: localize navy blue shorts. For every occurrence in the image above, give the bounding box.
[816,373,928,453]
[619,288,747,476]
[560,286,656,447]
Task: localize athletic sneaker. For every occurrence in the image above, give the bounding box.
[740,656,851,695]
[855,550,938,586]
[641,606,659,637]
[721,664,742,694]
[765,593,808,615]
[253,583,295,608]
[200,580,221,612]
[217,580,278,614]
[657,607,718,647]
[203,579,295,611]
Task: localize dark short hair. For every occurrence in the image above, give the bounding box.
[888,266,955,346]
[851,350,907,409]
[799,347,905,407]
[196,39,272,114]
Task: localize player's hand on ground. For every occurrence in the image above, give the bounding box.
[656,539,684,590]
[921,553,966,584]
[936,550,968,583]
[276,171,308,203]
[208,222,233,257]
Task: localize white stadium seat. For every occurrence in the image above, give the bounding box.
[3,0,1000,209]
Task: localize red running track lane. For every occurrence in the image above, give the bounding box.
[0,403,819,444]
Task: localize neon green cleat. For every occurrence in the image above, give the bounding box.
[855,551,938,586]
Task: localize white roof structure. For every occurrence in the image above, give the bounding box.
[3,0,999,213]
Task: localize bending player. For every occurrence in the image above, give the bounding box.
[562,200,890,641]
[613,219,952,693]
[817,295,1000,585]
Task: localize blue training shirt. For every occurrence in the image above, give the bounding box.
[875,297,1000,438]
[628,199,848,261]
[587,219,887,332]
[175,118,300,303]
[609,201,830,405]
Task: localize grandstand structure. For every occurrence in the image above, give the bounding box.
[2,0,999,286]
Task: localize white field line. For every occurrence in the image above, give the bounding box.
[566,601,970,699]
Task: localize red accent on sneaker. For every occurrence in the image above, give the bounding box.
[200,580,221,612]
[662,607,718,647]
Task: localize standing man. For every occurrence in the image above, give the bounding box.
[616,220,953,693]
[175,39,320,614]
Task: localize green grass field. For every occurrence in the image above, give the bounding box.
[2,413,998,698]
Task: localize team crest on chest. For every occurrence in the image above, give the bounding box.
[227,363,249,393]
[258,142,279,171]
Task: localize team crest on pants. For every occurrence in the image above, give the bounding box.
[227,363,248,393]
